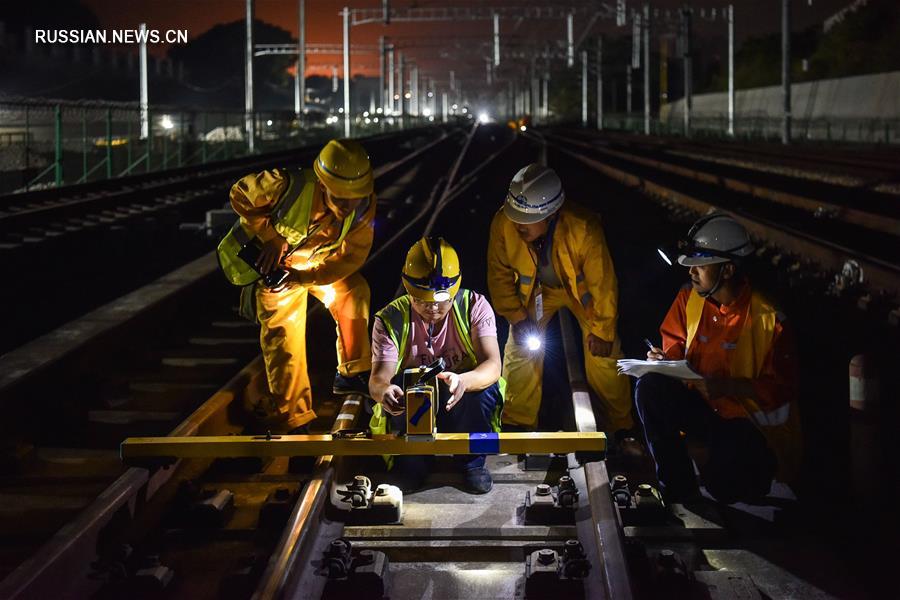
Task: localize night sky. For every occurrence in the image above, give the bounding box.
[80,0,855,81]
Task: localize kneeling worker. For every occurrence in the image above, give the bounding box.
[637,213,801,503]
[487,164,634,443]
[369,237,502,494]
[218,139,376,434]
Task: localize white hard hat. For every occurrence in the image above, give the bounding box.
[677,213,753,266]
[504,164,565,224]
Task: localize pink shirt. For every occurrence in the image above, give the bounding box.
[372,291,497,372]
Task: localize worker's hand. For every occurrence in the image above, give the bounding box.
[511,318,539,347]
[646,344,666,361]
[438,371,469,411]
[378,384,405,416]
[257,233,288,275]
[587,334,613,357]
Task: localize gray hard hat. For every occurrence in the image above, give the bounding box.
[677,213,754,266]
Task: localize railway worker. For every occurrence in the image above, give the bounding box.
[217,139,376,434]
[637,213,801,504]
[486,164,635,446]
[368,237,502,494]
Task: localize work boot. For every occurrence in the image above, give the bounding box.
[463,467,493,494]
[333,371,371,397]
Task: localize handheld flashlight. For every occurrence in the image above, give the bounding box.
[526,335,542,352]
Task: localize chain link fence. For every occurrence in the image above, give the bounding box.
[0,98,420,196]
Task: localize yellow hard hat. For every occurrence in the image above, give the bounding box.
[313,138,374,198]
[402,237,461,302]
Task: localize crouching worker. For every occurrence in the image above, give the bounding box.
[368,237,502,494]
[636,213,801,504]
[217,139,376,435]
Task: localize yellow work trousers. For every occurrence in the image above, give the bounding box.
[250,272,372,430]
[501,285,633,432]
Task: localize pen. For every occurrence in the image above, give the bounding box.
[643,338,657,351]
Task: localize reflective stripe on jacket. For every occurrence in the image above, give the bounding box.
[487,203,619,341]
[217,168,358,286]
[684,288,802,482]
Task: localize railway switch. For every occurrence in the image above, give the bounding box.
[321,538,390,599]
[525,540,591,598]
[524,475,580,525]
[336,475,403,523]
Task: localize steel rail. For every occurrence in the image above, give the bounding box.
[0,356,262,600]
[0,128,462,599]
[557,127,900,178]
[0,128,457,399]
[547,139,900,300]
[560,310,634,600]
[0,127,450,230]
[546,132,900,237]
[254,126,521,599]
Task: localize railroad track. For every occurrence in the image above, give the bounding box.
[0,123,526,598]
[0,127,448,235]
[0,126,455,354]
[1,124,873,599]
[560,127,900,186]
[541,129,900,305]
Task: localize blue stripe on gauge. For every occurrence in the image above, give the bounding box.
[469,432,500,454]
[409,398,431,426]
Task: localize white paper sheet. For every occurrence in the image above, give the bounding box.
[616,359,703,380]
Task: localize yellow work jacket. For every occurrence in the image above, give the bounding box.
[219,167,376,286]
[487,203,620,341]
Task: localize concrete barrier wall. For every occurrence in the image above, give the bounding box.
[662,70,900,121]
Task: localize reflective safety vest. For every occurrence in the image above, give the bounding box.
[369,290,504,461]
[216,168,357,286]
[685,289,802,482]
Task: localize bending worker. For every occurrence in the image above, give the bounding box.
[487,164,634,444]
[369,237,502,494]
[217,139,376,434]
[637,213,801,504]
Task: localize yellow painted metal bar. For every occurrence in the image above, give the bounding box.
[121,432,605,462]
